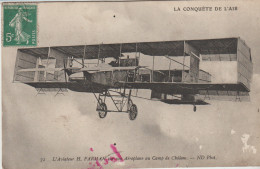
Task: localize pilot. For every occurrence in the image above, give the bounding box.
[69,56,74,67]
[109,56,119,67]
[125,55,130,66]
[109,60,117,67]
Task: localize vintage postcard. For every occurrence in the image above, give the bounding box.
[2,1,260,169]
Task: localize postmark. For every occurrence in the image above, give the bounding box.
[3,4,37,46]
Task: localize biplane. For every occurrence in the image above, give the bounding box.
[13,37,253,120]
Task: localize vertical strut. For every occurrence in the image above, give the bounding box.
[168,58,171,82]
[119,44,122,67]
[183,41,186,71]
[82,45,86,68]
[135,43,138,66]
[45,47,51,81]
[152,55,155,82]
[97,44,101,65]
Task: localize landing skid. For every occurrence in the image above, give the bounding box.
[36,88,46,95]
[93,89,138,120]
[35,88,68,96]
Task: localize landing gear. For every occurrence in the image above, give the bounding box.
[128,102,138,120]
[93,88,138,120]
[193,105,197,112]
[97,102,107,118]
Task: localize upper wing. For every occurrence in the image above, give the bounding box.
[17,66,144,73]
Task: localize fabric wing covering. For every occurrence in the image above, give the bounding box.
[17,38,238,59]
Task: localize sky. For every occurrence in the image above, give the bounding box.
[2,1,260,169]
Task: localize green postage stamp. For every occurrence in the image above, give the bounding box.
[3,4,37,46]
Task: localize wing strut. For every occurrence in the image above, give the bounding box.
[82,45,86,68]
[44,47,51,82]
[63,59,68,86]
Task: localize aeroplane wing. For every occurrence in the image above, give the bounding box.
[18,66,145,73]
[17,67,65,72]
[117,82,249,94]
[23,81,105,93]
[81,66,141,72]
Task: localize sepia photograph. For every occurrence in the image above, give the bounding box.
[2,1,260,169]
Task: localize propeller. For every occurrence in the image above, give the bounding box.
[62,58,74,86]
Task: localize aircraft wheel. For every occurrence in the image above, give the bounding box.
[98,103,107,119]
[128,104,138,120]
[193,105,197,112]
